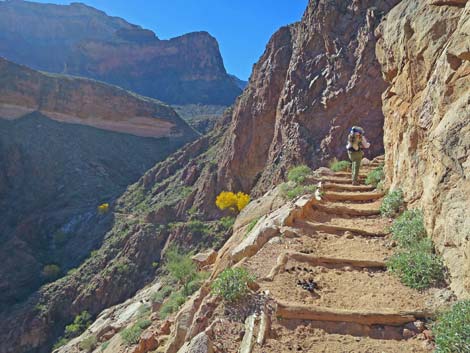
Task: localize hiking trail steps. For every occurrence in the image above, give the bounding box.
[241,156,436,353]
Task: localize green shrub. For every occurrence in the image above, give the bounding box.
[186,219,210,235]
[165,247,197,296]
[121,324,143,346]
[42,264,61,280]
[245,217,261,236]
[101,341,110,351]
[380,189,404,217]
[330,160,351,172]
[159,291,187,319]
[391,209,427,247]
[65,311,92,338]
[52,337,70,350]
[365,164,385,187]
[434,300,470,353]
[136,319,151,330]
[211,268,255,302]
[287,165,312,184]
[219,216,235,231]
[387,241,445,290]
[280,183,317,200]
[79,336,97,352]
[151,285,173,303]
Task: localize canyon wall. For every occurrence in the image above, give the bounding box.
[216,0,400,196]
[376,0,470,298]
[0,57,197,314]
[0,1,241,105]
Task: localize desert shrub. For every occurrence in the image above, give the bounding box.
[42,264,61,280]
[151,285,173,304]
[330,160,351,172]
[187,219,210,235]
[219,216,235,231]
[391,209,427,247]
[287,165,312,184]
[121,324,143,346]
[79,336,97,352]
[387,241,444,290]
[280,183,317,200]
[165,247,197,296]
[245,217,261,236]
[211,268,255,302]
[136,319,151,330]
[380,189,404,217]
[52,337,70,350]
[216,191,250,212]
[365,164,385,187]
[434,300,470,353]
[65,311,92,338]
[97,203,109,214]
[236,192,250,211]
[159,291,187,319]
[101,341,110,351]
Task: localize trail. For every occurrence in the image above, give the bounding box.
[240,156,436,353]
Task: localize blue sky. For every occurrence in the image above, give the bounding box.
[33,0,308,80]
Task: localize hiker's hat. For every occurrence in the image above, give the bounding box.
[351,126,364,134]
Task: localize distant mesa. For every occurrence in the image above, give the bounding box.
[0,0,242,105]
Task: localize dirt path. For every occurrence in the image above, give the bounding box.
[237,156,437,352]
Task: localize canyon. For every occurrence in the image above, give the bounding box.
[0,0,468,352]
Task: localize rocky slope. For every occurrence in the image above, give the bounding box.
[0,58,197,313]
[376,0,470,298]
[0,1,241,105]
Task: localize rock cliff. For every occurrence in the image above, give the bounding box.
[214,0,401,197]
[0,1,241,105]
[376,0,470,298]
[0,57,197,315]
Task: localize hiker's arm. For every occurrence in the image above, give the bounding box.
[362,136,371,149]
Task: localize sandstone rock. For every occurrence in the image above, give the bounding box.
[177,332,214,353]
[159,320,172,335]
[192,250,218,269]
[130,330,158,353]
[376,0,470,299]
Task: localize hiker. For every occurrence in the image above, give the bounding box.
[346,126,370,185]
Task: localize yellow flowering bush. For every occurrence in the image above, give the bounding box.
[97,203,109,214]
[215,191,250,212]
[236,192,250,211]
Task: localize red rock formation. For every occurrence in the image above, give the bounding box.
[0,57,194,138]
[376,0,470,298]
[216,0,400,196]
[0,1,241,105]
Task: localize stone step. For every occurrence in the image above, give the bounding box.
[299,219,389,237]
[322,183,376,192]
[311,200,381,217]
[332,171,367,179]
[323,190,383,202]
[256,319,430,352]
[276,301,428,326]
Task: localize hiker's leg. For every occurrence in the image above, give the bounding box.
[348,151,362,183]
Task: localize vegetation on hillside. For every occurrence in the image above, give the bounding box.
[211,268,255,302]
[329,159,351,172]
[386,209,445,289]
[433,300,470,353]
[380,189,404,217]
[365,163,385,188]
[280,165,317,200]
[215,191,250,213]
